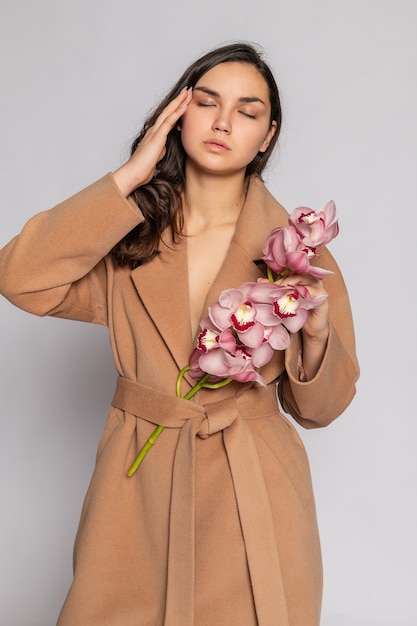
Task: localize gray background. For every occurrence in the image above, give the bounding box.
[0,1,415,624]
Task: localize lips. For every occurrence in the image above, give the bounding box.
[203,138,230,151]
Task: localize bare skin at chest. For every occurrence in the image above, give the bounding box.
[186,221,236,338]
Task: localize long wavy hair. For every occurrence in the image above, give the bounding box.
[112,42,282,268]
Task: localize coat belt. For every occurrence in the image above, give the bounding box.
[111,376,290,626]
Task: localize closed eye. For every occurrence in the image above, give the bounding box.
[239,111,256,119]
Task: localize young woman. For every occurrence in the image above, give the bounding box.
[0,43,359,625]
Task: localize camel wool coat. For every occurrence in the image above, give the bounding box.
[0,173,359,626]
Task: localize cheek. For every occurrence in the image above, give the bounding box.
[252,122,275,154]
[178,110,200,142]
[181,104,207,128]
[242,127,271,158]
[178,116,200,156]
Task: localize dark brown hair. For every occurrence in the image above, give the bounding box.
[112,42,282,268]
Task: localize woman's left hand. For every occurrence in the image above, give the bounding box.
[277,273,329,339]
[275,273,329,380]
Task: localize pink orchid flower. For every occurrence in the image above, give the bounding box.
[273,285,328,333]
[247,323,290,367]
[189,324,238,382]
[262,225,305,275]
[188,346,211,380]
[198,320,238,354]
[248,281,328,334]
[197,327,219,353]
[198,343,267,387]
[208,287,265,349]
[289,200,339,250]
[262,224,334,279]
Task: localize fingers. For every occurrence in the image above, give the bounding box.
[275,273,327,298]
[124,88,192,190]
[152,87,193,135]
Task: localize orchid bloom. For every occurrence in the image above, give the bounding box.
[198,320,238,354]
[289,200,339,249]
[187,347,226,384]
[247,323,290,368]
[273,284,328,333]
[194,320,267,386]
[248,281,328,334]
[198,343,266,387]
[189,324,239,383]
[197,327,219,352]
[262,224,334,279]
[208,287,265,349]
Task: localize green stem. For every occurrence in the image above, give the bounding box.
[267,266,293,283]
[183,373,210,400]
[126,425,165,477]
[176,365,191,397]
[201,378,232,390]
[267,265,276,282]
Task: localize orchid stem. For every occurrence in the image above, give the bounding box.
[202,378,232,390]
[126,425,165,476]
[267,266,293,283]
[267,266,275,282]
[183,373,210,400]
[176,365,191,397]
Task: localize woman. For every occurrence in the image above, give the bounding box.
[0,43,359,625]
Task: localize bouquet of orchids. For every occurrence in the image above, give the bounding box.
[127,200,339,475]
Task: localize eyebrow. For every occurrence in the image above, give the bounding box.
[194,86,266,106]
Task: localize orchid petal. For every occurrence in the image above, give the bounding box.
[285,250,310,273]
[248,342,274,368]
[268,324,291,350]
[281,309,309,333]
[248,282,278,303]
[198,349,231,378]
[197,327,220,352]
[236,321,265,348]
[218,328,238,354]
[208,302,233,330]
[231,301,257,332]
[303,264,334,278]
[289,201,339,248]
[251,302,282,326]
[218,288,247,309]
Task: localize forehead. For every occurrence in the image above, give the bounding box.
[195,62,270,101]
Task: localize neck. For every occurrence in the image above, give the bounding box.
[182,162,248,235]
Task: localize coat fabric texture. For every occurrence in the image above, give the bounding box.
[0,173,359,626]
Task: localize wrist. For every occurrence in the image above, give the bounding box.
[300,324,329,381]
[301,324,329,343]
[113,162,145,197]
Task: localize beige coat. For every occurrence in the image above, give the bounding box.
[0,174,359,625]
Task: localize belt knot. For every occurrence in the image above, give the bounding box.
[197,396,240,439]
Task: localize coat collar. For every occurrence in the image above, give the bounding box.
[130,176,289,372]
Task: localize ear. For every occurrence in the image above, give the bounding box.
[259,120,277,153]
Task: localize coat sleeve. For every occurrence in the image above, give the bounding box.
[0,174,143,324]
[277,247,360,428]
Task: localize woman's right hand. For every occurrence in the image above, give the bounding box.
[113,88,192,197]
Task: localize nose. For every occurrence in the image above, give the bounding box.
[212,109,231,133]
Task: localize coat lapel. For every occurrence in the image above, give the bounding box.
[130,176,289,372]
[130,234,194,372]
